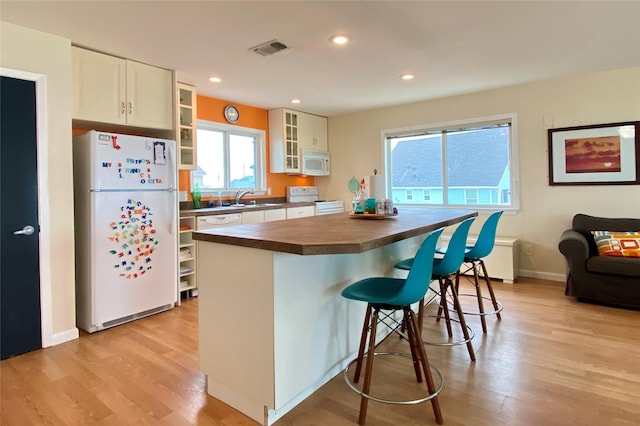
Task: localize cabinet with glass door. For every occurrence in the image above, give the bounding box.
[177,83,197,170]
[269,108,300,173]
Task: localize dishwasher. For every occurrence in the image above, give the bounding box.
[196,213,243,230]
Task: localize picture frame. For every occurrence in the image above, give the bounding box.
[548,121,640,186]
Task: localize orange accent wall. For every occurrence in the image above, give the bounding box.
[178,95,314,199]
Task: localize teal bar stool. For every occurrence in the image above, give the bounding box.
[341,228,445,425]
[443,210,504,333]
[394,217,476,361]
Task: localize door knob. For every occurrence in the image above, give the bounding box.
[13,225,35,236]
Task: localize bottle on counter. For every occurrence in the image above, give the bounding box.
[192,183,201,209]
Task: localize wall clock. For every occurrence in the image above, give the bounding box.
[224,105,239,123]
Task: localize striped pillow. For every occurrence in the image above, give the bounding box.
[591,231,640,257]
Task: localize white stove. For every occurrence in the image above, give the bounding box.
[286,186,345,215]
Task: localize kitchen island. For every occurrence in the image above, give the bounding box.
[193,208,476,425]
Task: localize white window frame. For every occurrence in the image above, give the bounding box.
[191,120,267,196]
[382,113,520,212]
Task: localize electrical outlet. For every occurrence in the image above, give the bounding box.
[524,243,534,256]
[267,187,272,195]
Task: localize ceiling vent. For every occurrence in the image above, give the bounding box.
[250,39,288,56]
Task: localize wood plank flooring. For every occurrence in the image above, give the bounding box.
[1,277,639,425]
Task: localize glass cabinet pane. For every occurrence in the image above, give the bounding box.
[179,87,193,107]
[180,106,192,126]
[180,128,193,148]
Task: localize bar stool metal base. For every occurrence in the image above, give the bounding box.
[422,313,476,347]
[343,351,444,405]
[457,293,504,317]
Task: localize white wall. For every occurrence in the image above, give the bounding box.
[0,22,77,344]
[321,67,640,281]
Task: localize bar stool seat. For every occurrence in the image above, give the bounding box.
[341,228,445,425]
[394,217,477,361]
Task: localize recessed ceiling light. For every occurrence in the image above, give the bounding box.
[209,76,222,83]
[401,74,415,80]
[329,34,351,45]
[291,99,301,104]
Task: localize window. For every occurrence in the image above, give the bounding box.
[384,114,518,210]
[191,120,266,194]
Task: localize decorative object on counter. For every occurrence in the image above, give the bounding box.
[348,176,360,194]
[376,199,394,215]
[192,182,201,209]
[352,188,365,213]
[349,212,398,219]
[364,197,376,214]
[363,174,385,200]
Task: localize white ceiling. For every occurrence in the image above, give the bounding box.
[2,1,639,117]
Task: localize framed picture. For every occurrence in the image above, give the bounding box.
[548,121,640,186]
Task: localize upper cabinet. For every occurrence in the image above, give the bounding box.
[72,46,174,130]
[177,83,197,170]
[269,108,300,173]
[269,108,328,173]
[299,112,328,151]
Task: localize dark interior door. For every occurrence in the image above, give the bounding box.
[0,76,42,360]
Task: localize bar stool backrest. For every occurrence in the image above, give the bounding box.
[432,217,475,278]
[388,227,444,307]
[465,211,504,260]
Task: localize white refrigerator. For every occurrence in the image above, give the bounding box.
[73,130,178,332]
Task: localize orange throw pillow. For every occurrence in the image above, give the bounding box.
[591,231,640,257]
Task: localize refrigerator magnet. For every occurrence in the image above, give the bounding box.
[153,141,166,165]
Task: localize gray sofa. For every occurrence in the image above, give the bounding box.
[558,214,640,309]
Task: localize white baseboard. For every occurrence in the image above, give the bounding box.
[44,327,79,348]
[517,269,565,282]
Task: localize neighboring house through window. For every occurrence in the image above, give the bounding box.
[191,120,266,195]
[384,113,519,210]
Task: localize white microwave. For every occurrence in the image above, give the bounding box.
[301,149,330,176]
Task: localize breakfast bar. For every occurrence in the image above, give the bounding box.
[193,208,476,425]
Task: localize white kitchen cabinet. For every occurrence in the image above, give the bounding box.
[270,108,328,173]
[269,108,300,173]
[265,208,287,222]
[299,113,328,151]
[177,83,197,170]
[242,210,265,224]
[179,216,197,298]
[72,46,174,130]
[286,206,315,219]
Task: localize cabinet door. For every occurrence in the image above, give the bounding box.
[242,210,265,224]
[177,83,197,170]
[72,47,126,124]
[286,206,315,219]
[126,60,174,130]
[298,112,314,150]
[283,110,300,173]
[312,115,328,151]
[265,208,286,222]
[269,108,304,173]
[298,113,328,151]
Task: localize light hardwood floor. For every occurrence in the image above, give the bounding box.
[1,278,639,425]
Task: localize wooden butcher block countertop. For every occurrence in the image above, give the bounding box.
[192,208,477,255]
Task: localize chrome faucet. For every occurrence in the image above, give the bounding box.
[235,189,254,205]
